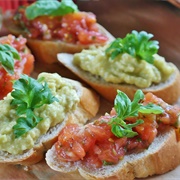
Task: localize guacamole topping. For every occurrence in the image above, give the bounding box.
[0,73,79,155]
[73,45,175,88]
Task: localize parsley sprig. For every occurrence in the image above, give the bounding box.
[105,30,159,64]
[11,74,59,138]
[109,90,164,138]
[25,0,78,20]
[0,44,20,74]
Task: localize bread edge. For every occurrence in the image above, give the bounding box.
[45,127,180,180]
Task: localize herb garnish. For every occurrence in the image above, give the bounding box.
[11,74,58,138]
[108,90,164,138]
[103,160,114,166]
[105,30,159,64]
[25,0,79,20]
[0,44,20,74]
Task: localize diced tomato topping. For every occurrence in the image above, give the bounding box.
[86,123,112,141]
[135,121,158,144]
[14,7,109,45]
[0,34,34,99]
[144,93,180,126]
[55,92,180,168]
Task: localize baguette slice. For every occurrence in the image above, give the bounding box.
[3,13,115,64]
[0,74,100,165]
[57,53,180,104]
[46,126,180,180]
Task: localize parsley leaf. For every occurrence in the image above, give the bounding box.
[109,90,164,138]
[11,74,59,138]
[0,44,20,74]
[105,30,159,64]
[25,0,79,20]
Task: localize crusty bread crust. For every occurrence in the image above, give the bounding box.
[57,53,180,104]
[46,127,180,180]
[0,78,100,165]
[3,13,115,64]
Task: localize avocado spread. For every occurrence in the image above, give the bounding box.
[73,46,175,88]
[0,73,79,155]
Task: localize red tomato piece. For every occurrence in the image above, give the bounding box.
[0,35,34,99]
[95,140,119,164]
[15,7,109,44]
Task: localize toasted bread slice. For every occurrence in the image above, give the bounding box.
[57,53,180,104]
[46,126,180,180]
[3,13,115,64]
[0,73,100,165]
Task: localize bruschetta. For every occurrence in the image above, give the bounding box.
[46,89,180,180]
[57,30,180,104]
[4,0,114,64]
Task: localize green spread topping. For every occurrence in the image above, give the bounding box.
[0,73,80,154]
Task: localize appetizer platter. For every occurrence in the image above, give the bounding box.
[0,0,180,179]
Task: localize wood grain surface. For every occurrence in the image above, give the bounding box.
[0,0,180,179]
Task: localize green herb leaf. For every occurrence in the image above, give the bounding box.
[109,90,164,138]
[111,119,144,138]
[105,30,159,64]
[139,103,164,114]
[25,0,79,20]
[114,90,144,119]
[0,44,20,74]
[13,117,32,138]
[11,74,59,138]
[102,160,114,166]
[13,110,43,138]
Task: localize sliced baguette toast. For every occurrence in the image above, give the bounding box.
[57,53,180,104]
[46,126,180,180]
[0,73,100,165]
[3,13,115,64]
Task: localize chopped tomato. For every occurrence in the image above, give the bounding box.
[86,123,112,141]
[0,35,34,99]
[82,152,102,168]
[135,122,158,144]
[95,140,120,164]
[55,92,180,168]
[126,137,145,151]
[14,7,109,45]
[144,92,180,126]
